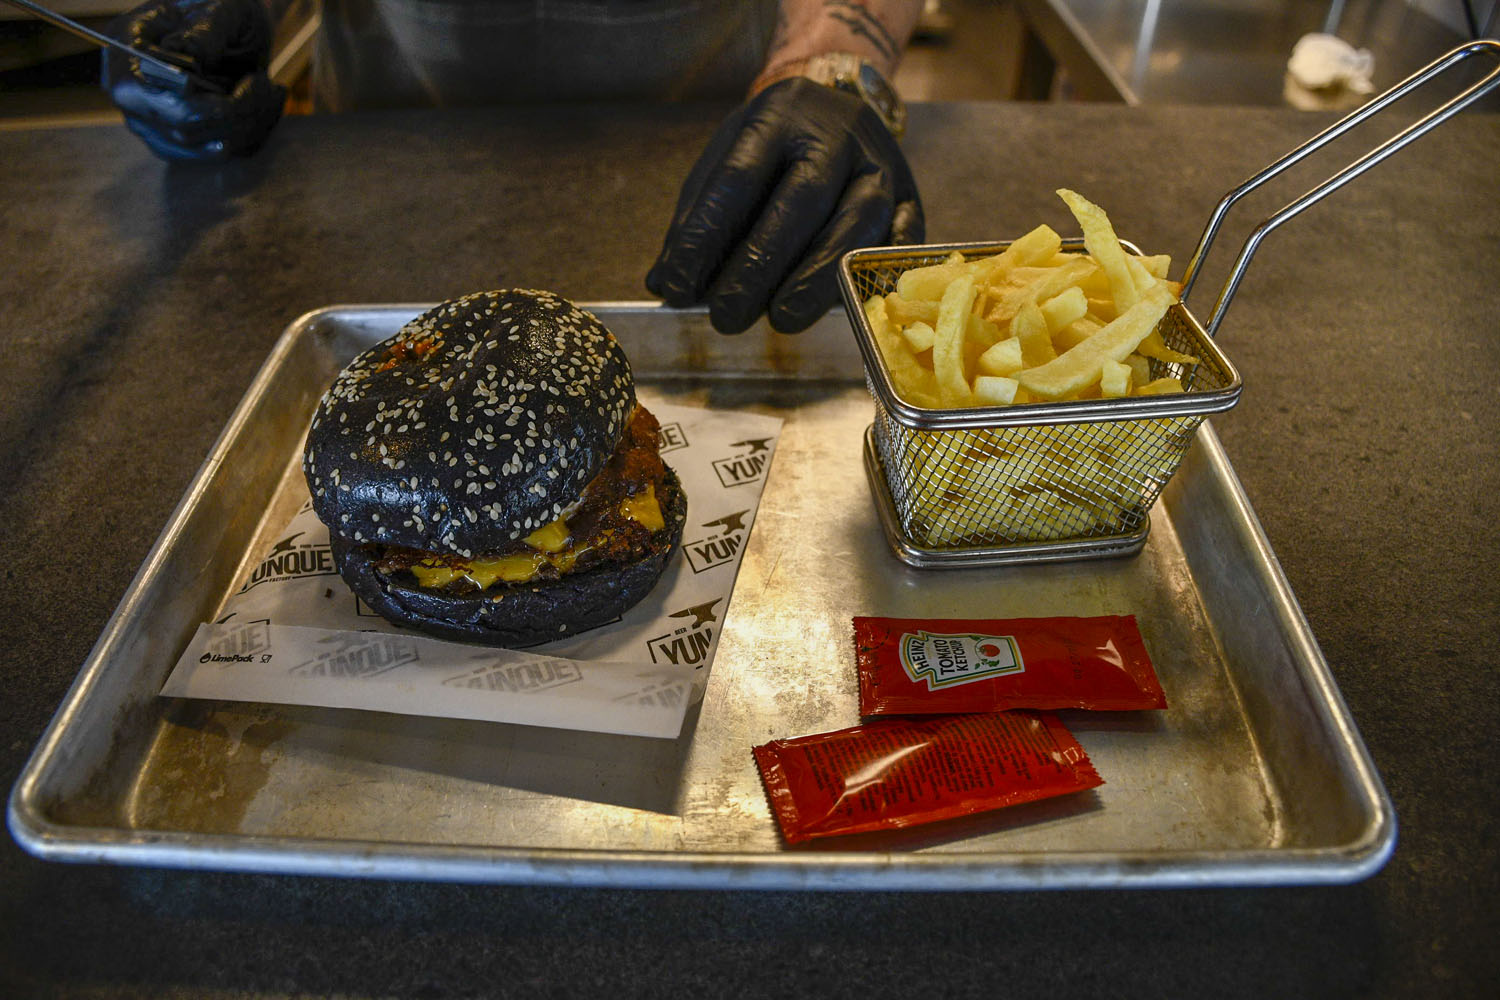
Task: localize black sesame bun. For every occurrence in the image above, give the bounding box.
[331,468,686,647]
[305,289,636,555]
[303,289,686,647]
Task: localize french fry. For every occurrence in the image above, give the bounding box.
[896,262,969,301]
[977,337,1023,377]
[1054,315,1104,351]
[866,295,939,407]
[1092,420,1154,464]
[861,190,1205,544]
[864,293,893,342]
[1002,489,1095,542]
[1011,299,1057,368]
[962,312,1002,380]
[1136,325,1201,366]
[1076,267,1113,299]
[916,498,980,547]
[905,434,966,500]
[1138,254,1172,279]
[902,320,936,353]
[870,193,1195,413]
[1100,359,1132,398]
[986,257,1098,327]
[1136,376,1185,396]
[1125,252,1164,298]
[973,375,1020,406]
[885,291,939,326]
[991,266,1055,292]
[894,225,1062,304]
[1058,383,1103,402]
[1017,284,1174,400]
[965,312,1002,349]
[933,272,977,406]
[1058,188,1138,313]
[974,224,1064,282]
[1122,256,1203,368]
[1039,285,1088,332]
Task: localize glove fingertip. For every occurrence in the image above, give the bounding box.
[658,285,700,309]
[889,201,926,246]
[708,303,757,335]
[652,252,715,307]
[767,283,833,335]
[646,261,692,303]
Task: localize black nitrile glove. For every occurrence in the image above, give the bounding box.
[103,0,285,163]
[647,76,924,335]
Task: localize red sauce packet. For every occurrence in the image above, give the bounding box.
[855,615,1165,715]
[753,712,1102,844]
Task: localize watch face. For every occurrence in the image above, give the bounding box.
[857,62,906,135]
[858,63,892,103]
[801,53,906,137]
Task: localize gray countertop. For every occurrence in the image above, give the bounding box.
[2,100,1498,998]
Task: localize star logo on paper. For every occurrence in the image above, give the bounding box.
[712,437,775,488]
[270,532,305,555]
[684,510,751,573]
[647,599,722,667]
[238,534,336,594]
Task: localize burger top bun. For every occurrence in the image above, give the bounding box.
[304,289,635,558]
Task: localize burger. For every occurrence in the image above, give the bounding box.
[302,289,686,647]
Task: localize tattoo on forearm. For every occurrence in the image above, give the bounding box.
[771,4,791,49]
[824,1,899,62]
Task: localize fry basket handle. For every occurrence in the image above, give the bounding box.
[1179,39,1500,337]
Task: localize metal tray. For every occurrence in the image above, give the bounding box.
[8,303,1395,890]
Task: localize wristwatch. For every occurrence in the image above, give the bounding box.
[763,51,908,139]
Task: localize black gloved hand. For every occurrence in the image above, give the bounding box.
[103,0,285,163]
[647,76,924,335]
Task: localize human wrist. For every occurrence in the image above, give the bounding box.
[750,0,921,92]
[750,52,907,139]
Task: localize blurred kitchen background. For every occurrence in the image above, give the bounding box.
[1,0,1496,126]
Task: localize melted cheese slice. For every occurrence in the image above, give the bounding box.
[619,488,666,532]
[409,486,663,590]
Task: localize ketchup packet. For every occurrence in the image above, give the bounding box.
[855,615,1165,716]
[753,712,1102,844]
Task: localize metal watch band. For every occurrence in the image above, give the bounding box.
[763,51,908,139]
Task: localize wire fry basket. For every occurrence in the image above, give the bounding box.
[839,40,1500,569]
[844,240,1238,566]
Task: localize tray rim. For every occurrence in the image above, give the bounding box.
[7,302,1396,891]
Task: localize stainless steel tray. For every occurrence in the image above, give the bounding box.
[8,303,1394,890]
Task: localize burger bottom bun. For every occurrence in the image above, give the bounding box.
[332,469,687,648]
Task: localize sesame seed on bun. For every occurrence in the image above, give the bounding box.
[303,290,685,647]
